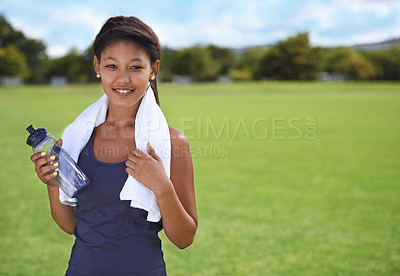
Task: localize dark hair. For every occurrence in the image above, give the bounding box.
[93,16,162,105]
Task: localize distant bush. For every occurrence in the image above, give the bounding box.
[0,15,47,83]
[2,14,400,83]
[323,47,376,80]
[168,47,220,81]
[256,33,322,80]
[361,47,400,80]
[0,45,30,79]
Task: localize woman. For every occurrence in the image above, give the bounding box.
[30,16,197,275]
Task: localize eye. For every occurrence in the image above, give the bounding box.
[105,64,117,69]
[130,65,142,70]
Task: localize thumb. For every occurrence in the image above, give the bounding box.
[56,139,63,147]
[147,141,161,162]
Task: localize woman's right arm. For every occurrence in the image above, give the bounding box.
[30,140,75,235]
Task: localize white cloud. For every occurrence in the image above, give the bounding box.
[153,0,400,49]
[47,45,69,57]
[46,6,106,33]
[333,0,393,18]
[7,17,47,40]
[153,0,285,48]
[4,4,108,57]
[291,0,400,46]
[2,0,400,56]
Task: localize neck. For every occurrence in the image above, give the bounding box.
[105,100,141,129]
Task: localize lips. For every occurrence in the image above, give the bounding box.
[114,88,134,95]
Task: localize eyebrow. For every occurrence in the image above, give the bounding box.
[102,57,144,62]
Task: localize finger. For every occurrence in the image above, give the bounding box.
[34,155,56,171]
[56,139,63,147]
[125,159,136,169]
[126,167,136,177]
[42,171,59,183]
[147,141,162,162]
[127,153,139,163]
[131,148,145,157]
[30,151,47,162]
[38,161,59,177]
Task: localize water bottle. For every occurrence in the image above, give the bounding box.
[26,125,90,198]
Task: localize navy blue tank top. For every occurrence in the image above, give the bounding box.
[65,129,166,276]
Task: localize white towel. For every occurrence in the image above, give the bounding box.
[59,84,171,222]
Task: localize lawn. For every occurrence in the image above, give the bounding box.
[0,82,399,275]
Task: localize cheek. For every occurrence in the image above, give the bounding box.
[136,70,151,80]
[100,75,113,88]
[132,71,152,85]
[99,70,113,81]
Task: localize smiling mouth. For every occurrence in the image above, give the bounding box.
[114,88,134,95]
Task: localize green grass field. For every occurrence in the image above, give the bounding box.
[0,82,399,275]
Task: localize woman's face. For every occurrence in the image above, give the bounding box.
[94,41,159,110]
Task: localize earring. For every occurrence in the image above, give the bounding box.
[150,75,156,81]
[96,73,101,79]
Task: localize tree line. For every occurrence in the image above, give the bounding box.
[1,15,399,84]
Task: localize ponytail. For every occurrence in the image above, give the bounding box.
[150,78,160,106]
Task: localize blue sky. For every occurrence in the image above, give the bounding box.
[1,0,399,57]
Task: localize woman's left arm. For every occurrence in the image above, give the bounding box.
[125,127,198,249]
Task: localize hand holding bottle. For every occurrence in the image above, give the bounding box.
[30,139,63,186]
[26,125,90,198]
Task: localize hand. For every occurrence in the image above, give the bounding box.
[125,141,171,195]
[30,139,63,186]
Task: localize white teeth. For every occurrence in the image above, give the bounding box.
[115,89,132,94]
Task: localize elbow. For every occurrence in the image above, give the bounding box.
[175,236,195,250]
[52,214,75,235]
[58,223,74,235]
[64,228,74,235]
[50,209,75,235]
[172,225,197,249]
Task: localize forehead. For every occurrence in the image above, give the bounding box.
[101,40,150,62]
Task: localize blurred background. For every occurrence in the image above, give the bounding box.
[0,0,399,84]
[0,0,399,275]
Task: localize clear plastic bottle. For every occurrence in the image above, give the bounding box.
[26,125,89,198]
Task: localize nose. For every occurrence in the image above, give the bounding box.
[116,69,130,84]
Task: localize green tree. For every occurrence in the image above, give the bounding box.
[0,15,47,83]
[170,46,220,81]
[257,33,321,80]
[323,47,376,80]
[234,47,268,80]
[82,45,98,82]
[362,47,400,80]
[159,47,175,82]
[206,45,236,75]
[0,45,30,79]
[47,48,90,83]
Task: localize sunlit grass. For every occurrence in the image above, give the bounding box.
[0,81,399,275]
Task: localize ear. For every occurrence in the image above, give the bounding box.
[93,56,100,74]
[151,59,160,77]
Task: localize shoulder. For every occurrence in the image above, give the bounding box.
[168,126,191,158]
[169,125,189,147]
[168,126,194,187]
